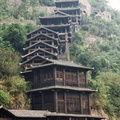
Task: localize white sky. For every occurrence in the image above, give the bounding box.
[107,0,120,11]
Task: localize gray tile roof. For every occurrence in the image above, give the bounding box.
[23,41,58,51]
[26,33,59,42]
[47,112,106,119]
[31,58,93,70]
[55,0,79,3]
[9,110,49,118]
[27,27,58,36]
[0,106,106,119]
[28,85,97,93]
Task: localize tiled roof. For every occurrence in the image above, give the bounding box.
[47,112,106,119]
[50,59,93,70]
[39,15,69,19]
[26,33,59,42]
[27,27,58,36]
[23,41,58,51]
[22,48,58,59]
[55,7,80,11]
[31,58,93,70]
[44,24,71,28]
[9,110,49,118]
[55,0,79,3]
[28,85,97,93]
[0,106,106,119]
[52,10,69,16]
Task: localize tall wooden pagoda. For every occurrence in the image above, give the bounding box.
[55,0,81,29]
[19,0,106,120]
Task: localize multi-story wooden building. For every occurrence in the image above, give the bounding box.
[55,0,81,28]
[0,1,106,120]
[39,11,72,60]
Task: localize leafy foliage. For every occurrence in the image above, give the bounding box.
[0,47,30,109]
[70,8,120,119]
[0,0,47,23]
[0,48,20,79]
[2,23,26,53]
[87,0,108,8]
[5,76,29,109]
[39,0,54,6]
[0,22,32,109]
[89,73,120,118]
[0,85,9,106]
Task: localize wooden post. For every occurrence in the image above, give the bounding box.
[88,94,91,114]
[63,68,65,86]
[41,92,44,110]
[77,70,80,87]
[80,93,82,114]
[85,71,88,88]
[54,66,57,85]
[64,91,67,113]
[54,90,58,112]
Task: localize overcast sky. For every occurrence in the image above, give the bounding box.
[107,0,120,11]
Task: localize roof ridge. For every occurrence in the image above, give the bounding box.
[23,41,58,51]
[27,27,58,36]
[22,48,57,59]
[26,33,58,43]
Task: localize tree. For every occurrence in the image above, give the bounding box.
[72,31,83,45]
[0,48,21,79]
[24,23,37,33]
[0,85,9,106]
[2,23,26,53]
[5,76,30,109]
[39,0,54,6]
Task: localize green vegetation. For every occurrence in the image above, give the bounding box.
[39,0,55,6]
[70,1,120,118]
[0,0,49,23]
[0,22,37,109]
[70,1,120,119]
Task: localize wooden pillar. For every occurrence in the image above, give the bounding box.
[85,71,88,88]
[54,66,57,85]
[64,91,67,113]
[41,92,44,110]
[63,68,65,86]
[77,70,80,87]
[88,94,91,114]
[80,93,82,114]
[69,117,71,120]
[65,27,67,34]
[54,90,58,113]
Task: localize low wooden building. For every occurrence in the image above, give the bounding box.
[0,106,105,120]
[0,106,47,120]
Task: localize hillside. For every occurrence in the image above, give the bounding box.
[0,0,120,120]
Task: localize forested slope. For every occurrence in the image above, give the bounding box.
[0,0,120,119]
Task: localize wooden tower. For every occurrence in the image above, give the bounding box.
[20,1,106,120]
